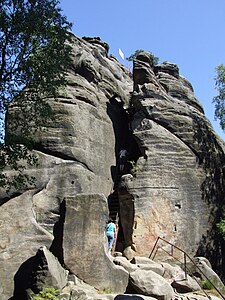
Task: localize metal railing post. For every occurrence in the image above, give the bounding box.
[149,236,160,259]
[149,236,225,300]
[184,253,187,280]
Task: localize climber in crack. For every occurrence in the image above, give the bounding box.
[106,218,116,254]
[119,149,128,173]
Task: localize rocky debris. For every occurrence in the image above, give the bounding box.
[191,257,225,294]
[22,252,224,300]
[113,255,209,298]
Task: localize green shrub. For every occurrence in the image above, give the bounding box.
[202,279,214,290]
[217,214,225,240]
[129,160,139,176]
[32,287,60,300]
[97,288,113,294]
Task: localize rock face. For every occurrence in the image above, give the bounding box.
[118,54,225,270]
[63,194,129,293]
[0,36,225,299]
[12,246,69,299]
[0,190,54,299]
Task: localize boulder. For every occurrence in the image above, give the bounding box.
[130,256,164,276]
[26,246,68,298]
[161,262,183,281]
[192,257,225,294]
[136,263,164,276]
[63,194,129,293]
[60,277,98,300]
[113,257,138,273]
[129,269,175,300]
[131,257,156,265]
[171,273,200,293]
[123,246,136,260]
[37,246,68,289]
[0,191,54,300]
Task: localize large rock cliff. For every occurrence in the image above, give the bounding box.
[0,34,225,299]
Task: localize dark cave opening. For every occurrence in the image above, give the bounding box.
[49,199,66,266]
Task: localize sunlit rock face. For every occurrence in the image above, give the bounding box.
[0,36,225,300]
[0,35,133,300]
[118,54,225,273]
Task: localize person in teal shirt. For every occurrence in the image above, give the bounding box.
[106,218,116,254]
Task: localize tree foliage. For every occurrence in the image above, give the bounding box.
[217,214,225,240]
[126,49,159,65]
[213,64,225,131]
[0,0,72,190]
[31,287,59,300]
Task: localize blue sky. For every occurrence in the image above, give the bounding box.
[60,0,225,140]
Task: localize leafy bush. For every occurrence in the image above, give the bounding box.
[217,214,225,240]
[129,160,139,176]
[32,287,60,300]
[202,279,214,290]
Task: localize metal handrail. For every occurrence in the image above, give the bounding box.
[149,237,225,300]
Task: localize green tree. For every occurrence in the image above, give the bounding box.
[126,49,159,65]
[213,64,225,131]
[0,0,72,190]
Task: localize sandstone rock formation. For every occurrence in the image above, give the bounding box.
[0,35,225,299]
[117,53,225,271]
[129,269,175,300]
[63,194,129,293]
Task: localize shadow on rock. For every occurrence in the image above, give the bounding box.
[12,254,40,300]
[115,295,145,300]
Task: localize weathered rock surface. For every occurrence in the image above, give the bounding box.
[171,273,200,293]
[129,269,175,300]
[118,54,225,275]
[0,35,132,299]
[0,33,225,299]
[63,194,129,293]
[113,257,138,273]
[13,246,69,299]
[191,257,225,293]
[0,190,53,299]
